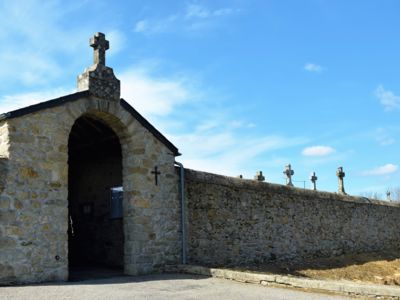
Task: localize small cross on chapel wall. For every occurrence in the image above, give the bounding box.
[151,166,161,186]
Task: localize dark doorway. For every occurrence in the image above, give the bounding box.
[68,115,124,280]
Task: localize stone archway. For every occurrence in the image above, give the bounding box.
[67,113,124,279]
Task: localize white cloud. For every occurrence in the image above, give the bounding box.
[0,88,73,114]
[302,145,335,157]
[213,8,239,17]
[0,63,192,119]
[133,15,179,34]
[378,137,395,146]
[185,4,239,19]
[0,1,90,86]
[0,51,63,85]
[120,68,192,117]
[374,127,395,146]
[134,20,149,33]
[174,133,305,176]
[0,57,306,180]
[133,4,239,35]
[375,85,400,111]
[185,4,210,19]
[106,30,126,56]
[304,63,323,73]
[119,63,305,177]
[362,163,398,176]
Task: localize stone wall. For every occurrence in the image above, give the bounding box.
[185,169,400,267]
[0,95,181,284]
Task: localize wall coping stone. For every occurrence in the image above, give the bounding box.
[184,168,400,208]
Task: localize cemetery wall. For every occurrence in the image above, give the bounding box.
[185,169,400,266]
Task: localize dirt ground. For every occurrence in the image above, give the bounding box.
[237,250,400,286]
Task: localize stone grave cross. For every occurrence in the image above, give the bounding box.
[254,171,265,182]
[283,164,294,186]
[336,166,346,194]
[310,172,318,190]
[90,32,109,66]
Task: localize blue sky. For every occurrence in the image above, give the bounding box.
[1,0,400,197]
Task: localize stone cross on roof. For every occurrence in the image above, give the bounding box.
[77,32,120,101]
[90,32,109,66]
[283,164,294,186]
[336,166,346,195]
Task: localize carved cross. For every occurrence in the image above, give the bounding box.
[151,166,161,186]
[90,32,109,66]
[283,164,294,186]
[310,171,318,191]
[336,166,346,194]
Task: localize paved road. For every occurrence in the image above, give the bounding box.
[0,273,351,300]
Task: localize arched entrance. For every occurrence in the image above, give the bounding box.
[68,114,124,280]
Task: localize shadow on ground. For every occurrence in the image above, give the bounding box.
[5,273,209,288]
[216,249,400,285]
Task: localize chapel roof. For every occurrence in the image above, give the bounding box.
[0,90,180,156]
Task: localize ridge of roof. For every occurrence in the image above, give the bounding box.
[119,99,179,156]
[0,91,180,156]
[0,91,90,121]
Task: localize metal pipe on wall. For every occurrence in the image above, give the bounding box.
[174,161,187,264]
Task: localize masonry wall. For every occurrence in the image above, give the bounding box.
[0,95,181,284]
[185,169,400,267]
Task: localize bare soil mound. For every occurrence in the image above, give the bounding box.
[237,250,400,286]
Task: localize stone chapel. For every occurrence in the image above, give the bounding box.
[2,32,400,286]
[0,33,182,283]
